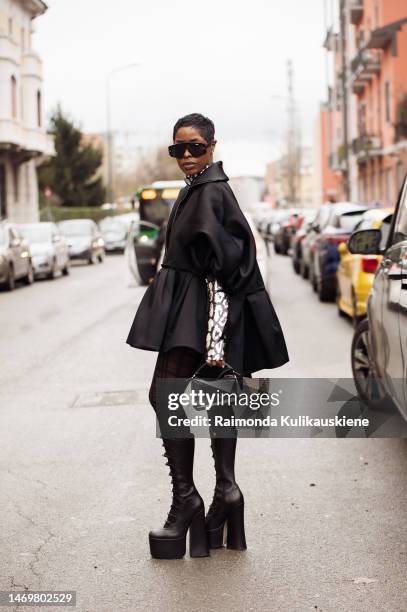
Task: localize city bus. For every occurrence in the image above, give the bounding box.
[127,180,185,285]
[137,180,185,227]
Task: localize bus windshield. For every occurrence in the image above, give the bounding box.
[137,181,184,226]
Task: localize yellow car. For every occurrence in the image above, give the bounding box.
[336,207,393,326]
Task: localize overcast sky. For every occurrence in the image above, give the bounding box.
[34,0,328,176]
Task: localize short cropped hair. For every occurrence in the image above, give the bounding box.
[173,113,215,143]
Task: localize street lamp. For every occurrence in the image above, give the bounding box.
[106,62,142,202]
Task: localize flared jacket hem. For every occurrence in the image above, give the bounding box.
[126,266,289,375]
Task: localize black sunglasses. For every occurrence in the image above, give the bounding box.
[168,142,212,159]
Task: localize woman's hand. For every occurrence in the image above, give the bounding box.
[206,357,225,368]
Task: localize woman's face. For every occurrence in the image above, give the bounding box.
[173,126,216,175]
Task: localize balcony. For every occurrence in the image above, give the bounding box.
[352,134,382,162]
[0,35,20,66]
[21,51,43,80]
[351,48,381,78]
[352,78,365,95]
[0,119,54,158]
[323,28,339,53]
[349,0,363,26]
[366,17,407,53]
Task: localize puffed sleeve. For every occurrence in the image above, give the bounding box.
[181,183,258,296]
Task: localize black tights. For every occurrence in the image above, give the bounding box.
[149,347,252,439]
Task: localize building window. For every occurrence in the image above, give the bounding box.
[37,90,42,127]
[385,81,391,123]
[370,168,375,201]
[386,168,393,203]
[11,76,17,119]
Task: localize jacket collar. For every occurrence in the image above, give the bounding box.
[186,160,229,187]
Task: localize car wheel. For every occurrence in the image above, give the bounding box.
[352,291,363,329]
[5,265,15,291]
[300,260,309,279]
[309,264,317,292]
[24,262,34,285]
[317,274,335,302]
[351,318,393,412]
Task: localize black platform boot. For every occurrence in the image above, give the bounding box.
[149,437,210,559]
[205,437,247,550]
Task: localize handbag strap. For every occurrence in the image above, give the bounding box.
[189,361,244,388]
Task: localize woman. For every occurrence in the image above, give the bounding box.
[126,113,289,559]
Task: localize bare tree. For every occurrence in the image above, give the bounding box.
[133,146,184,186]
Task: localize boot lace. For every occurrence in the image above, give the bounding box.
[206,443,224,518]
[162,449,184,528]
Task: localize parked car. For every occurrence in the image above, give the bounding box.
[291,210,317,274]
[58,219,105,264]
[336,208,393,326]
[263,210,289,246]
[274,211,301,255]
[349,175,407,420]
[0,221,34,290]
[99,217,128,253]
[271,209,300,253]
[18,222,70,279]
[244,212,270,292]
[300,205,331,279]
[309,202,368,301]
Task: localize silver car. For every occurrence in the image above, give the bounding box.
[0,221,34,290]
[99,217,128,253]
[19,222,70,279]
[59,219,105,264]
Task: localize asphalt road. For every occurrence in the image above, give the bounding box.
[0,252,406,612]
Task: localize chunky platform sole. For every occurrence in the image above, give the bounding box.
[149,510,210,559]
[206,503,247,551]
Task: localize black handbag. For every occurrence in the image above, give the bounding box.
[190,360,244,389]
[183,361,245,437]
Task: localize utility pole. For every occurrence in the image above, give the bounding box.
[286,59,298,205]
[339,0,350,199]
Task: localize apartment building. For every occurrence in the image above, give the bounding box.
[319,0,407,206]
[0,0,53,222]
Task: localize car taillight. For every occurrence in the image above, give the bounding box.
[361,258,378,273]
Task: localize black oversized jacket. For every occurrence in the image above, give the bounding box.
[126,161,289,374]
